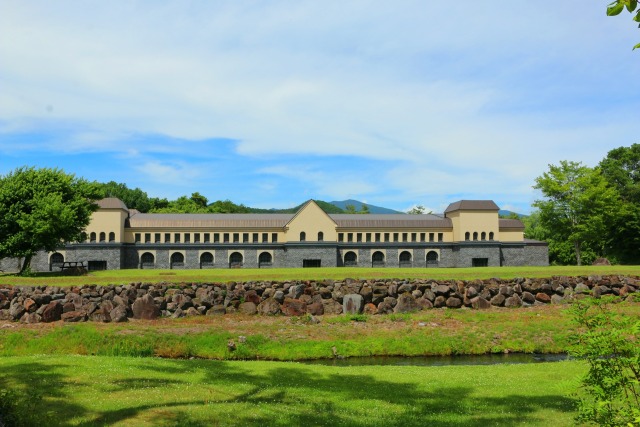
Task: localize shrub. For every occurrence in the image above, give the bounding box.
[568,297,640,426]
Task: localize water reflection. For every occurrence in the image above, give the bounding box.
[301,353,569,367]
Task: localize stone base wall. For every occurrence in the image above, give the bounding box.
[4,241,549,272]
[1,275,636,324]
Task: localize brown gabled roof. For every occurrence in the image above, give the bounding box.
[127,213,293,229]
[499,219,525,230]
[330,214,452,229]
[444,200,500,213]
[97,198,128,211]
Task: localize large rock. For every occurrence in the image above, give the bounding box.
[238,302,257,315]
[8,302,25,320]
[471,296,491,310]
[394,293,420,313]
[490,294,505,307]
[307,301,324,316]
[343,294,363,314]
[535,293,551,304]
[504,294,522,308]
[206,305,227,316]
[132,294,161,319]
[321,299,342,315]
[257,298,281,315]
[61,310,87,322]
[446,297,462,308]
[109,305,129,322]
[282,298,307,316]
[40,301,63,323]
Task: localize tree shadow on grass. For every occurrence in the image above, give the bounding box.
[1,358,578,427]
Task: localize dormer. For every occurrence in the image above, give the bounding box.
[445,200,500,242]
[85,198,129,243]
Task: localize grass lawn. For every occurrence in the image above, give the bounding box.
[0,355,584,426]
[1,265,639,287]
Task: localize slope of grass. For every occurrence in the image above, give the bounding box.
[1,265,639,287]
[0,355,584,426]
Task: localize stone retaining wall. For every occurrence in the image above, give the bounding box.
[0,275,637,324]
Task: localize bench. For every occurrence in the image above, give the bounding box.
[59,261,87,273]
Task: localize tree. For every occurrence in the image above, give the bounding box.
[599,144,640,263]
[606,0,640,50]
[533,161,619,265]
[407,205,425,214]
[0,167,101,273]
[98,181,152,212]
[190,192,208,208]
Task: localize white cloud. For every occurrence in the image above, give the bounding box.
[0,1,638,206]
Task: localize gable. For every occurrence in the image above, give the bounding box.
[285,200,337,242]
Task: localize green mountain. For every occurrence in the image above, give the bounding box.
[330,199,403,214]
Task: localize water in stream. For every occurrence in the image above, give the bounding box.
[301,353,569,367]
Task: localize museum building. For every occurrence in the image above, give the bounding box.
[25,198,549,271]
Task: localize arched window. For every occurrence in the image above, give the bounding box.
[99,232,106,242]
[372,251,385,267]
[141,252,155,269]
[473,232,478,241]
[317,231,324,241]
[489,232,495,240]
[344,251,357,266]
[90,232,97,243]
[399,251,412,267]
[465,232,470,241]
[108,232,115,242]
[170,252,184,269]
[426,251,439,267]
[258,252,272,267]
[200,252,214,268]
[50,253,64,271]
[481,232,486,241]
[300,231,306,241]
[229,252,243,268]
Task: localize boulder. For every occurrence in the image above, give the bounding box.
[394,293,420,313]
[41,301,63,323]
[206,305,227,316]
[282,298,307,316]
[89,305,111,322]
[535,293,551,303]
[132,294,160,320]
[238,302,257,315]
[306,301,324,316]
[109,305,129,322]
[446,297,462,308]
[504,294,522,308]
[490,294,505,307]
[343,294,363,314]
[257,298,281,316]
[363,303,378,315]
[471,296,491,310]
[321,299,343,315]
[61,310,87,322]
[521,292,536,304]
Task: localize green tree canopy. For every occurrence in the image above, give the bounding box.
[0,167,102,273]
[606,0,640,49]
[98,181,152,212]
[533,161,619,265]
[599,143,640,263]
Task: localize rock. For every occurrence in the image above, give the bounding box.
[504,294,522,308]
[273,290,285,303]
[306,301,324,316]
[89,305,111,322]
[422,290,436,302]
[551,294,565,304]
[363,303,378,315]
[446,297,462,308]
[109,305,129,322]
[282,298,307,316]
[433,295,447,308]
[238,302,257,315]
[471,297,491,310]
[185,307,201,316]
[207,305,227,316]
[521,292,536,304]
[244,290,261,305]
[434,284,450,296]
[394,293,421,313]
[417,298,434,310]
[343,294,363,314]
[465,286,478,299]
[132,294,161,320]
[575,283,590,294]
[61,310,87,322]
[321,299,343,315]
[490,294,505,307]
[20,312,40,324]
[592,257,611,266]
[535,293,551,303]
[23,298,37,313]
[499,286,514,297]
[257,298,281,315]
[41,301,63,323]
[8,302,25,320]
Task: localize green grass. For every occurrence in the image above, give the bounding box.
[6,303,640,360]
[1,265,639,287]
[0,354,584,426]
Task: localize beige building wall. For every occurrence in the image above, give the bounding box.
[285,201,337,242]
[449,211,499,242]
[85,209,127,242]
[499,230,525,242]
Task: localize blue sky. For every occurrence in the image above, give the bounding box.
[1,1,639,214]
